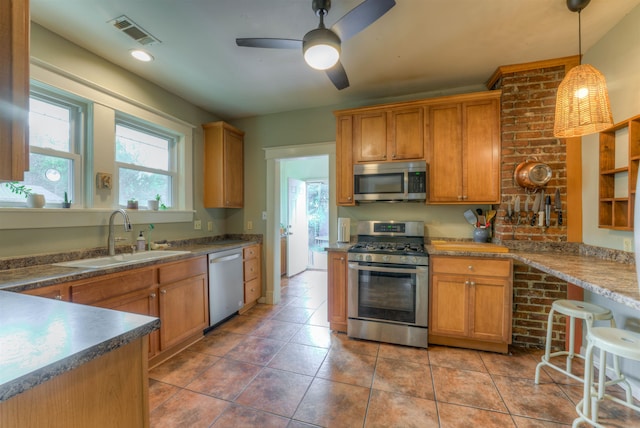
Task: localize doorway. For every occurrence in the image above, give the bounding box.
[282,157,329,277]
[264,142,336,305]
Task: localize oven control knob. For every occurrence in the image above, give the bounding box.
[400,256,407,263]
[410,256,417,264]
[365,255,372,262]
[382,255,390,262]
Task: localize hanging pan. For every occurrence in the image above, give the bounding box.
[513,158,552,190]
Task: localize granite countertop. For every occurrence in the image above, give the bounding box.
[0,239,258,293]
[327,241,640,311]
[0,291,160,403]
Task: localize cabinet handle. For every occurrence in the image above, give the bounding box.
[465,280,470,285]
[392,153,396,159]
[470,281,475,286]
[54,295,62,300]
[468,265,473,270]
[150,293,156,298]
[160,289,167,294]
[457,195,463,200]
[348,196,352,201]
[463,196,468,200]
[340,257,345,261]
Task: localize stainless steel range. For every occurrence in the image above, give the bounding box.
[347,220,428,348]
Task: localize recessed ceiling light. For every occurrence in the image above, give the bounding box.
[130,49,154,62]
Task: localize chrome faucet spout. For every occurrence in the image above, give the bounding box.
[108,209,132,256]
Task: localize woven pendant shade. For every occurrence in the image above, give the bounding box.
[553,64,613,138]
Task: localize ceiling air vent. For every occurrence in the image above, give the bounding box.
[109,15,161,46]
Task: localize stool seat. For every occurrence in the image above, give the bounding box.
[573,327,639,428]
[551,300,613,320]
[535,299,616,385]
[588,327,640,360]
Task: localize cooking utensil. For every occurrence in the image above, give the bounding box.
[524,194,531,223]
[555,188,562,225]
[464,209,477,226]
[538,190,545,227]
[507,197,513,221]
[486,210,496,225]
[514,158,553,190]
[545,195,551,227]
[514,196,521,224]
[531,192,541,226]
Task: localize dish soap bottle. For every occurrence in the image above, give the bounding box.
[136,231,146,251]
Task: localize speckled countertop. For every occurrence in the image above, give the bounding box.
[0,291,159,403]
[327,241,640,311]
[0,236,260,403]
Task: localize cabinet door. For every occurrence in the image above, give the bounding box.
[109,289,160,358]
[223,128,244,208]
[429,104,463,202]
[0,0,29,181]
[463,99,501,203]
[336,114,355,206]
[470,275,511,343]
[389,106,424,160]
[429,273,469,337]
[327,252,348,332]
[353,111,387,162]
[159,274,208,350]
[244,277,261,304]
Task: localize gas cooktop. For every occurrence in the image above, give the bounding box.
[348,241,425,255]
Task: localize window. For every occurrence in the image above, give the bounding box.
[0,86,85,207]
[115,118,177,208]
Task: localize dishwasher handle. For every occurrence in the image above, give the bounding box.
[209,253,241,264]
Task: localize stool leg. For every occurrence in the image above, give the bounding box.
[583,340,596,424]
[566,315,576,374]
[535,307,556,384]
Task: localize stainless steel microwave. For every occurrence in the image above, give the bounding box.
[353,161,427,202]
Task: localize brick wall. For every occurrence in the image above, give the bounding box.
[491,64,570,349]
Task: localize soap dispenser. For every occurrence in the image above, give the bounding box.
[136,231,146,251]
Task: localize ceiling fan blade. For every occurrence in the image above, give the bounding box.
[236,38,302,49]
[325,61,350,90]
[331,0,396,42]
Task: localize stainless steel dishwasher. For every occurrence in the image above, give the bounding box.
[207,248,244,327]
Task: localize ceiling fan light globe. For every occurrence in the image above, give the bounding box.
[303,28,341,70]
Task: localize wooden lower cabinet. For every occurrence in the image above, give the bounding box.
[22,283,70,301]
[241,243,262,312]
[51,256,208,366]
[327,251,348,332]
[429,256,513,353]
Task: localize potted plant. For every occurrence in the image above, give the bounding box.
[5,182,45,208]
[127,198,138,209]
[148,194,160,211]
[62,191,71,208]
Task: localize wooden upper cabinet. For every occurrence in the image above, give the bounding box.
[388,106,425,161]
[335,114,355,206]
[0,0,30,181]
[352,107,425,163]
[429,92,501,203]
[203,121,244,208]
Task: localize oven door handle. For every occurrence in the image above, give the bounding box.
[348,262,426,275]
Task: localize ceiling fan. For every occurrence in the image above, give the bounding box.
[236,0,396,90]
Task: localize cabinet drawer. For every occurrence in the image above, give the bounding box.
[244,277,261,303]
[244,258,259,281]
[70,268,155,305]
[158,256,207,284]
[243,245,259,259]
[431,257,511,277]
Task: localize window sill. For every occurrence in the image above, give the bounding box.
[0,208,194,230]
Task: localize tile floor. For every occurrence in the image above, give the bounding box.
[148,270,640,427]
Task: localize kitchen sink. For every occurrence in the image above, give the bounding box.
[53,250,191,269]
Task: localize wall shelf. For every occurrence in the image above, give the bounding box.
[598,114,640,230]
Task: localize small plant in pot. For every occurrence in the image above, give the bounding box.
[127,198,138,209]
[4,182,45,208]
[147,194,160,211]
[62,191,71,208]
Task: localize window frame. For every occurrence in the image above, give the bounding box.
[114,115,179,209]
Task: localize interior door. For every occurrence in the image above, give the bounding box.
[287,178,308,277]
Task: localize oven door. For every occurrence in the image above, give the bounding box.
[348,261,428,327]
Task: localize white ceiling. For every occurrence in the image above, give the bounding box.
[30,0,640,120]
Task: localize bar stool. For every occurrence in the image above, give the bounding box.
[573,326,639,428]
[535,300,616,384]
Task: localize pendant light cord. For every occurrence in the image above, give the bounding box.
[578,9,582,64]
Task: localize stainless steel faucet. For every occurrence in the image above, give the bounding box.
[108,209,132,256]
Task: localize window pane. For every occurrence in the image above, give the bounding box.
[29,98,71,152]
[116,124,170,170]
[119,167,171,207]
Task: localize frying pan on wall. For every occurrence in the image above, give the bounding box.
[513,158,552,190]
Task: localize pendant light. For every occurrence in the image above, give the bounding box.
[553,0,613,138]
